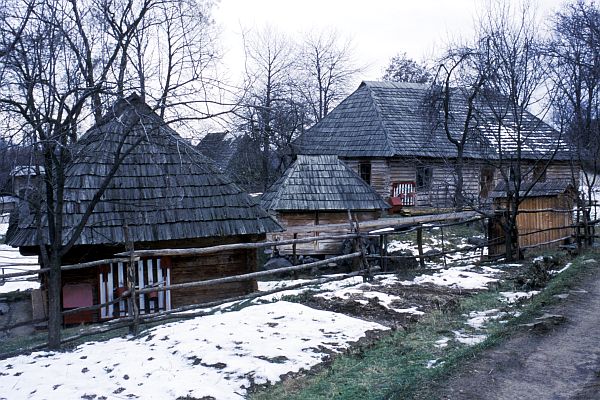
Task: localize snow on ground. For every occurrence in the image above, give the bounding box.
[499,291,540,304]
[0,301,387,400]
[464,309,521,330]
[409,265,501,290]
[0,244,40,294]
[550,262,572,276]
[316,285,424,315]
[452,330,487,346]
[425,359,445,369]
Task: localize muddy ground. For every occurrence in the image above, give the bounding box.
[429,260,600,400]
[299,282,471,329]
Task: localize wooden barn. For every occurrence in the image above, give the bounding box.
[7,94,281,323]
[487,180,576,257]
[293,81,574,209]
[260,154,389,255]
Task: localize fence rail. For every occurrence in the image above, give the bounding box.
[0,206,597,356]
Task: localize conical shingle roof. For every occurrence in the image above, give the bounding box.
[8,94,281,247]
[261,155,390,211]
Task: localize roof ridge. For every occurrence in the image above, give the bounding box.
[363,83,399,156]
[268,157,300,210]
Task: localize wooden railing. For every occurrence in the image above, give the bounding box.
[0,207,597,356]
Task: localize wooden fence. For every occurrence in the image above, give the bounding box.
[0,207,597,356]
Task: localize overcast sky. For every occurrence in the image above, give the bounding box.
[214,0,567,88]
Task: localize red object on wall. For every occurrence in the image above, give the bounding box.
[63,283,94,324]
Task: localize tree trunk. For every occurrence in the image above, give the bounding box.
[47,255,63,349]
[454,149,465,211]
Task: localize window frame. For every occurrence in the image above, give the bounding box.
[359,161,372,185]
[416,166,433,190]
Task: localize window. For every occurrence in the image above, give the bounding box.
[480,166,495,198]
[533,164,547,182]
[359,161,371,185]
[416,166,433,190]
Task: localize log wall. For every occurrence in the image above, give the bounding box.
[345,157,486,208]
[54,235,264,321]
[170,249,256,308]
[270,210,381,255]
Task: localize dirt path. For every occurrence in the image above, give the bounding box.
[435,262,600,400]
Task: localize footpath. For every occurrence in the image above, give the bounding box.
[436,260,600,400]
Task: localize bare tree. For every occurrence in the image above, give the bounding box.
[0,0,224,348]
[431,44,490,211]
[383,52,432,83]
[478,1,558,260]
[238,26,303,190]
[548,0,600,245]
[435,1,561,260]
[297,29,363,122]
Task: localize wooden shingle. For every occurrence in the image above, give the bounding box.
[293,81,571,161]
[261,155,390,212]
[8,94,282,247]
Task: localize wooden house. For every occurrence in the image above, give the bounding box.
[7,94,281,323]
[260,154,389,255]
[293,81,574,209]
[488,180,576,257]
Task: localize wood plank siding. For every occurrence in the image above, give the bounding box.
[170,249,256,308]
[488,181,576,257]
[270,211,381,255]
[345,157,484,208]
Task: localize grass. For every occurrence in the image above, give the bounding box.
[251,250,598,400]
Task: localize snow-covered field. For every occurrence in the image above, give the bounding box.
[0,301,386,400]
[0,226,557,400]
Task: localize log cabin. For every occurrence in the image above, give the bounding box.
[260,154,389,255]
[293,81,576,209]
[6,94,282,323]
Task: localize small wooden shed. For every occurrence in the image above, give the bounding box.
[7,94,281,322]
[488,180,576,257]
[261,155,389,255]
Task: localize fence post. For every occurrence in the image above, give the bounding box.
[440,225,447,268]
[292,233,298,265]
[353,218,373,282]
[416,224,425,268]
[124,226,140,336]
[379,234,386,272]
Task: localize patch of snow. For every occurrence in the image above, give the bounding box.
[452,330,487,346]
[425,359,445,369]
[0,301,388,400]
[316,288,424,315]
[465,309,501,329]
[369,227,395,234]
[0,244,40,294]
[410,265,500,290]
[499,291,540,304]
[549,262,572,276]
[434,337,450,348]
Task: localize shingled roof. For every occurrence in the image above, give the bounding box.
[7,94,281,247]
[293,81,570,161]
[260,155,390,211]
[197,132,247,171]
[489,179,575,198]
